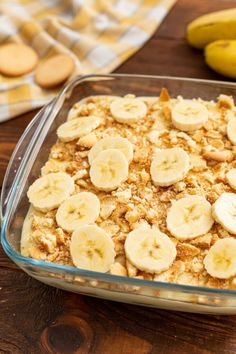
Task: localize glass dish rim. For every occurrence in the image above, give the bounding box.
[2,73,236,297]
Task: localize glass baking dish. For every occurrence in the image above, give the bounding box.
[2,73,236,315]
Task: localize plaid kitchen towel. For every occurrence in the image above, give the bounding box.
[0,0,176,123]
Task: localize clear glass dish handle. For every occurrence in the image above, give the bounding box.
[0,103,52,221]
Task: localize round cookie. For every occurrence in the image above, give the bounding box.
[0,43,38,77]
[35,54,75,89]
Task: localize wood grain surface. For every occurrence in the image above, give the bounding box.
[1,1,236,353]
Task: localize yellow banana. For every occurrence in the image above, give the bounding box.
[187,8,236,49]
[205,40,236,79]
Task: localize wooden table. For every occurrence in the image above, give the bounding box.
[1,1,236,353]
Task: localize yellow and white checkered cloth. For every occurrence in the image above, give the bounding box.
[0,0,176,123]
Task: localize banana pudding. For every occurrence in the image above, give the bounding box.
[21,90,236,289]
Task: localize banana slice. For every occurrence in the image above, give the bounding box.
[167,195,214,240]
[89,149,128,191]
[110,97,147,124]
[57,116,100,142]
[150,147,189,187]
[70,224,115,272]
[212,192,236,234]
[226,169,236,190]
[56,192,100,232]
[88,136,133,165]
[27,172,75,212]
[227,119,236,144]
[124,227,177,273]
[67,105,80,121]
[204,238,236,279]
[172,99,209,131]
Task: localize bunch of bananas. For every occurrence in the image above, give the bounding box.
[187,8,236,79]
